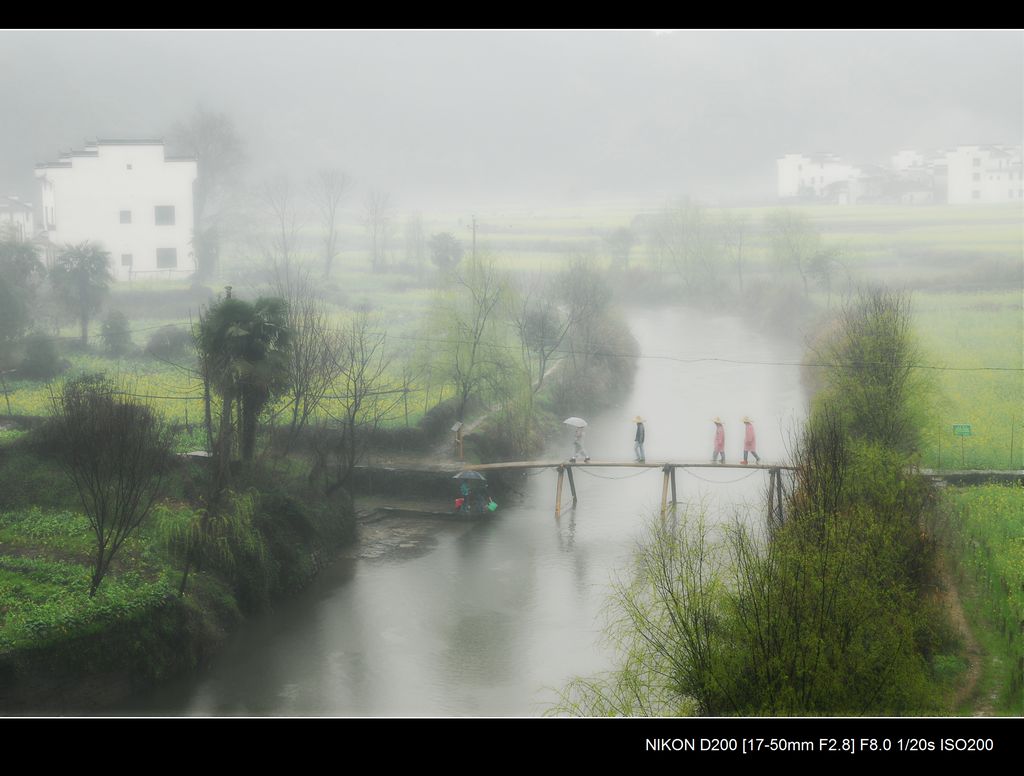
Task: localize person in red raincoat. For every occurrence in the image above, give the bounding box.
[712,417,725,463]
[742,416,760,464]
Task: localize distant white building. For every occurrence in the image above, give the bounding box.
[779,145,1024,205]
[777,152,859,200]
[0,195,34,241]
[945,145,1023,205]
[35,139,197,280]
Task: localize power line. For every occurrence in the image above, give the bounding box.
[383,332,1024,373]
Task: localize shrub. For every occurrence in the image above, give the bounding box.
[145,324,193,361]
[100,311,132,356]
[19,332,64,380]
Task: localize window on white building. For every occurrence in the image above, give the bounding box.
[155,206,176,226]
[156,248,177,269]
[972,173,980,182]
[972,191,980,199]
[973,158,981,167]
[119,210,131,224]
[121,254,133,267]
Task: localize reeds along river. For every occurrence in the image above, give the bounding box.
[125,306,808,716]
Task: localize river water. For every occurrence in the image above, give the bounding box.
[126,306,807,716]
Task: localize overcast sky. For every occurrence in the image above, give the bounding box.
[1,29,1020,207]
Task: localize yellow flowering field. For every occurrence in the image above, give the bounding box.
[914,291,1024,471]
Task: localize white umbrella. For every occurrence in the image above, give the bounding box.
[563,417,588,428]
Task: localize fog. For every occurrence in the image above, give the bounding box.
[1,29,1020,206]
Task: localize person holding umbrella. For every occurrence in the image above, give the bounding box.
[453,470,488,514]
[633,416,646,463]
[712,417,725,463]
[564,417,590,463]
[741,416,761,464]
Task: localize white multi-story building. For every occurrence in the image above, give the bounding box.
[945,145,1023,205]
[777,152,860,200]
[0,195,35,241]
[35,139,197,280]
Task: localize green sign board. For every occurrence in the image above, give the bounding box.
[953,424,972,437]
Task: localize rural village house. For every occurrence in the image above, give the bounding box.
[35,140,197,280]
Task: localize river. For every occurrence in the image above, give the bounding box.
[125,305,807,716]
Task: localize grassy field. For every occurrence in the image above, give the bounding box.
[914,291,1024,471]
[943,485,1024,713]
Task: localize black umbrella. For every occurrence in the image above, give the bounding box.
[453,470,487,480]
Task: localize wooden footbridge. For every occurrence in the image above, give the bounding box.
[461,460,797,519]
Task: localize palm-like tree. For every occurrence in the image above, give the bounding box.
[50,242,112,345]
[199,294,290,474]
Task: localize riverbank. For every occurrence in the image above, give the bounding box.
[0,440,356,714]
[0,290,638,716]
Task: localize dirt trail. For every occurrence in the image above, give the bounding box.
[937,552,995,715]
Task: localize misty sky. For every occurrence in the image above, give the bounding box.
[1,30,1021,207]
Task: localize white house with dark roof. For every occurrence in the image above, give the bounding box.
[777,152,860,201]
[0,195,34,241]
[35,139,197,280]
[945,144,1023,204]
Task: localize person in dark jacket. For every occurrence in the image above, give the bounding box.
[633,416,646,462]
[742,416,761,464]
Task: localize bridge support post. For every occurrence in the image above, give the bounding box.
[776,469,785,525]
[767,467,786,527]
[566,465,577,507]
[670,466,677,506]
[660,465,671,519]
[555,465,565,518]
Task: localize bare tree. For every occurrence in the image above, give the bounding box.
[766,209,821,296]
[719,210,750,294]
[314,312,402,492]
[644,200,722,292]
[559,254,612,370]
[271,260,345,449]
[428,255,508,422]
[605,226,635,271]
[511,273,573,394]
[361,189,394,273]
[169,107,245,280]
[257,174,304,267]
[403,212,427,275]
[51,374,174,596]
[309,168,350,279]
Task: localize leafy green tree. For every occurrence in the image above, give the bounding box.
[429,232,464,273]
[50,242,112,346]
[19,331,63,380]
[0,239,44,366]
[156,490,266,597]
[814,288,931,455]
